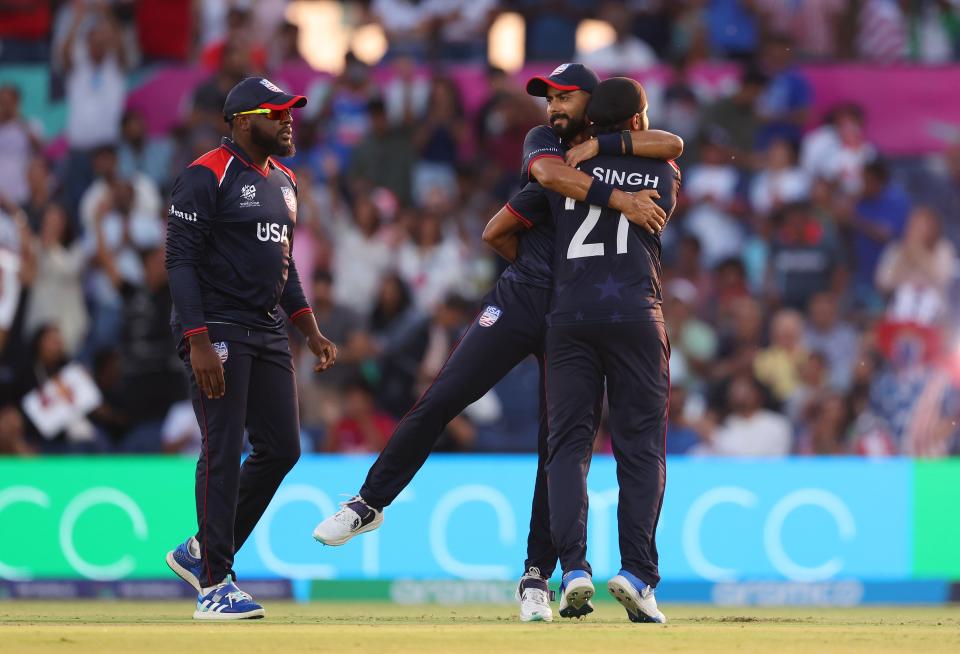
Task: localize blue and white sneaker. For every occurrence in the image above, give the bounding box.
[558,569,595,619]
[193,580,265,620]
[607,570,667,623]
[313,495,383,546]
[166,537,203,593]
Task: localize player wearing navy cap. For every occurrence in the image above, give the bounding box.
[503,77,679,624]
[312,65,682,622]
[163,77,338,620]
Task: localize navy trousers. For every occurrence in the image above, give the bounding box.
[178,324,301,586]
[544,320,669,587]
[359,279,559,576]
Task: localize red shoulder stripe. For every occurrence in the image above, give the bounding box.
[505,203,533,229]
[667,159,681,181]
[190,147,233,184]
[271,158,297,187]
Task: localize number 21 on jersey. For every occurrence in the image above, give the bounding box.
[565,198,629,259]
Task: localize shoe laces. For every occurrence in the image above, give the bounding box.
[224,588,252,604]
[521,587,549,606]
[331,495,369,522]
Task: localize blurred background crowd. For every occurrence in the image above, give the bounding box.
[1,0,959,458]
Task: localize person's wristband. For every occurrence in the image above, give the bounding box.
[585,178,615,207]
[620,130,633,155]
[596,133,621,156]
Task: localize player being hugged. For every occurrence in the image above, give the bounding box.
[164,77,337,620]
[505,77,679,623]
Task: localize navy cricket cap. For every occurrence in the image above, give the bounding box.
[526,63,599,97]
[223,77,307,122]
[587,77,648,127]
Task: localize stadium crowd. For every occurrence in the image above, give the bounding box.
[0,0,959,457]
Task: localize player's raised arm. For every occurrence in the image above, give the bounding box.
[482,183,552,262]
[563,129,684,169]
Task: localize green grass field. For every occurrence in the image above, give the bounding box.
[1,602,958,653]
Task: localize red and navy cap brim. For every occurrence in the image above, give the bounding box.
[259,94,307,111]
[525,76,583,97]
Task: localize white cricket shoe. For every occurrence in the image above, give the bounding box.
[312,495,383,546]
[558,570,594,619]
[607,570,667,623]
[516,567,554,622]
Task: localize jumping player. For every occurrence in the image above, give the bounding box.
[502,78,678,623]
[164,77,338,620]
[312,64,682,622]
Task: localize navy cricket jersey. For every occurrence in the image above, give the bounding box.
[498,126,565,289]
[165,137,311,339]
[510,154,681,325]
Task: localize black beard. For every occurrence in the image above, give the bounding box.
[250,121,295,157]
[550,114,587,141]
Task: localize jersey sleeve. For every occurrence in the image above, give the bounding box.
[280,256,312,321]
[520,126,563,184]
[164,164,217,338]
[505,182,552,230]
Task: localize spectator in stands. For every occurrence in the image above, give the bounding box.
[754,308,809,403]
[413,77,468,207]
[664,279,717,391]
[755,33,812,147]
[0,85,41,206]
[117,109,174,193]
[0,405,34,455]
[750,138,810,220]
[876,206,957,324]
[800,104,875,196]
[667,236,711,309]
[160,400,202,455]
[699,69,767,171]
[430,0,498,62]
[843,159,912,305]
[397,211,468,312]
[706,0,760,61]
[326,378,398,453]
[784,350,831,426]
[754,0,849,60]
[0,198,33,356]
[857,0,909,63]
[59,1,129,217]
[795,392,851,455]
[767,202,843,311]
[329,194,395,317]
[21,156,54,232]
[665,384,707,455]
[79,144,161,238]
[298,270,369,432]
[268,20,309,70]
[191,40,252,136]
[908,1,960,63]
[383,56,430,127]
[805,291,860,391]
[316,52,378,157]
[200,5,266,72]
[475,67,542,189]
[911,142,960,249]
[578,1,658,71]
[348,99,415,205]
[521,0,592,61]
[710,373,793,456]
[373,0,432,61]
[682,134,744,268]
[22,203,88,357]
[711,296,763,382]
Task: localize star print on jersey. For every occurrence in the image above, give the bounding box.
[595,274,625,300]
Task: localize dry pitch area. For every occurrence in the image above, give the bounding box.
[1,602,958,654]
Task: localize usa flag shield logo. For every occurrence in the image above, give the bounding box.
[213,341,229,363]
[281,186,297,217]
[478,305,502,328]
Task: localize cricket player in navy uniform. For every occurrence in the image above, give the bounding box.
[163,77,338,620]
[312,64,682,622]
[502,78,679,623]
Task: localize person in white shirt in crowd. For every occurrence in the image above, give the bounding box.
[578,1,658,71]
[875,205,958,325]
[750,137,810,220]
[59,0,129,216]
[710,373,793,457]
[683,133,744,268]
[330,194,396,317]
[0,85,42,206]
[800,104,876,196]
[79,144,160,241]
[396,208,468,312]
[22,203,89,357]
[804,291,860,392]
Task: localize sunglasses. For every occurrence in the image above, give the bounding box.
[233,107,292,121]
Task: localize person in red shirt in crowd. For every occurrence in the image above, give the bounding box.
[327,378,398,453]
